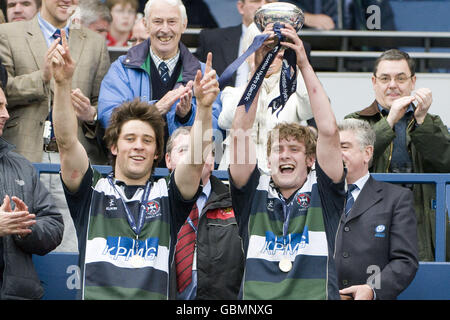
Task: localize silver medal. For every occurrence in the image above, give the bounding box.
[279,259,292,272]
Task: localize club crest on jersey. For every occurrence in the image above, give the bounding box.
[267,199,274,212]
[296,193,310,208]
[145,200,161,218]
[106,198,117,211]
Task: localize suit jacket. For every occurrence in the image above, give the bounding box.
[335,176,419,300]
[0,16,110,164]
[195,24,242,88]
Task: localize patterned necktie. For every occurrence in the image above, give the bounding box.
[345,184,358,216]
[175,203,199,293]
[52,28,62,45]
[158,62,170,84]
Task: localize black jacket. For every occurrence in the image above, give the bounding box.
[0,138,64,299]
[196,175,244,300]
[195,24,242,88]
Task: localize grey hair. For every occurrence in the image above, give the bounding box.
[166,126,191,154]
[338,119,376,151]
[143,0,187,25]
[79,0,112,26]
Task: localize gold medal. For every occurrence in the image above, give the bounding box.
[130,254,145,268]
[279,259,292,272]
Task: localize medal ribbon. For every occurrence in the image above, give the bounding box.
[267,48,297,117]
[107,173,152,239]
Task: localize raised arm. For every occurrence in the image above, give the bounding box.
[281,24,343,183]
[174,52,219,200]
[51,30,89,192]
[228,28,278,188]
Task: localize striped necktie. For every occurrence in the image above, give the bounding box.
[345,184,358,216]
[175,203,198,293]
[158,61,170,84]
[52,28,62,45]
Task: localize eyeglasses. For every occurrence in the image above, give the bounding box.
[375,74,413,84]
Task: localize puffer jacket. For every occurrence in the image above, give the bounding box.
[168,175,244,300]
[0,138,64,299]
[98,38,222,135]
[196,175,244,300]
[345,101,450,261]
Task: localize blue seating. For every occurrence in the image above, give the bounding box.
[31,164,450,299]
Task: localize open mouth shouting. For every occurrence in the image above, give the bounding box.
[279,163,295,174]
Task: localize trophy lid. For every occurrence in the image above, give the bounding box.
[254,2,304,33]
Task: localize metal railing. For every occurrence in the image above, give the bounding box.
[34,163,449,262]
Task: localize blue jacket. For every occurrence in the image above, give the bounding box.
[98,39,222,135]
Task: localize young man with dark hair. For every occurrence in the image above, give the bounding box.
[51,31,219,299]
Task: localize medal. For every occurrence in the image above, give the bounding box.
[279,259,292,272]
[130,254,145,268]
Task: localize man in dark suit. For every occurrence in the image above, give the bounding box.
[335,118,418,300]
[195,0,273,88]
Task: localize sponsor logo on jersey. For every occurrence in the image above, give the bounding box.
[102,236,159,261]
[261,226,309,255]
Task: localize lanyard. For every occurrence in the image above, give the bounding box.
[107,173,152,238]
[276,188,301,237]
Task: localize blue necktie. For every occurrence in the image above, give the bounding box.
[158,62,170,84]
[345,184,358,216]
[52,28,62,45]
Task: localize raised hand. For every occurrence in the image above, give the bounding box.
[193,52,219,108]
[71,88,97,123]
[42,38,61,83]
[413,88,432,124]
[50,29,75,84]
[254,23,277,68]
[386,95,415,128]
[155,86,187,116]
[280,23,309,70]
[175,80,194,118]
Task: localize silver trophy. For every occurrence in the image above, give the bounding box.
[254,2,304,33]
